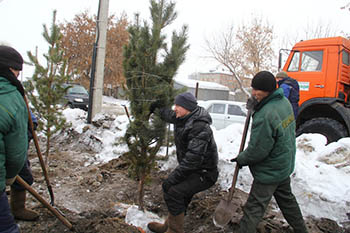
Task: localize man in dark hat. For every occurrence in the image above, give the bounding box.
[147,92,219,233]
[0,45,39,222]
[231,71,308,233]
[0,45,28,232]
[275,71,300,119]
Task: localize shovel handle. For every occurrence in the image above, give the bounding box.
[227,109,252,201]
[16,176,73,230]
[23,96,55,205]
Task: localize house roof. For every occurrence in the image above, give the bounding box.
[174,78,230,91]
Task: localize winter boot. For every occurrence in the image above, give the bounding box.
[166,212,184,233]
[10,189,39,221]
[147,217,168,233]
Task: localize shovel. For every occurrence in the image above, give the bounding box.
[24,96,55,206]
[213,109,252,227]
[16,176,73,230]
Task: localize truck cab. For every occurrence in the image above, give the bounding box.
[280,37,350,143]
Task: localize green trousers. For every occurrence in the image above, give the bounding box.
[239,177,308,233]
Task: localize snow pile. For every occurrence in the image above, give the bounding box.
[125,205,163,232]
[293,135,350,221]
[93,113,130,163]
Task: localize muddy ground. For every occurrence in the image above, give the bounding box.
[9,123,350,233]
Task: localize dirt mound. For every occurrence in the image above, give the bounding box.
[14,127,350,233]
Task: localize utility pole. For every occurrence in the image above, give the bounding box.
[87,0,109,123]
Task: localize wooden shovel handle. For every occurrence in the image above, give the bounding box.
[23,96,55,205]
[227,109,252,201]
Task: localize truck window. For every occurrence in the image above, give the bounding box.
[300,51,323,71]
[342,50,350,66]
[287,51,300,72]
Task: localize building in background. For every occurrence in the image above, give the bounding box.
[188,70,251,101]
[174,78,230,100]
[188,71,251,91]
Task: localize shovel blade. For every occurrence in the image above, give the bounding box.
[213,199,237,228]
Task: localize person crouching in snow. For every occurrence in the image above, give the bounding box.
[147,92,219,233]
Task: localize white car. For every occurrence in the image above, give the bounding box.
[199,100,247,130]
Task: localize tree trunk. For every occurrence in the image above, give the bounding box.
[137,173,146,211]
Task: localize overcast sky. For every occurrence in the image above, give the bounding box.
[0,0,349,80]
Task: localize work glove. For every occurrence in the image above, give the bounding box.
[33,121,38,131]
[162,179,172,193]
[6,177,16,186]
[246,96,258,111]
[230,158,242,169]
[149,100,162,114]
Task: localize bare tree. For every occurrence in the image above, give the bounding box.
[236,17,274,79]
[341,2,350,10]
[205,16,274,98]
[281,20,340,50]
[303,21,339,39]
[205,26,250,97]
[340,3,350,38]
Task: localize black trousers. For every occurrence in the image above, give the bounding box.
[11,158,34,191]
[239,177,308,233]
[11,139,34,191]
[163,169,218,216]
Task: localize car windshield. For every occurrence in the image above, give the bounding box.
[67,86,88,95]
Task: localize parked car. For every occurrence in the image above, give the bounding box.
[199,100,247,130]
[62,83,89,111]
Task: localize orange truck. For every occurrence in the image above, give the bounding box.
[279,36,350,143]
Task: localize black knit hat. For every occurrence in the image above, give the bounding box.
[175,92,198,111]
[0,45,23,71]
[251,71,276,92]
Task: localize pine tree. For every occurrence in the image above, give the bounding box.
[25,10,71,164]
[123,0,189,210]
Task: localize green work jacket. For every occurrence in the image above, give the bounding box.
[236,88,296,184]
[0,76,27,191]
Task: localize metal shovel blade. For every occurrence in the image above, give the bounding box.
[213,199,237,227]
[213,109,252,228]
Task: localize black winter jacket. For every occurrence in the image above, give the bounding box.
[159,106,218,185]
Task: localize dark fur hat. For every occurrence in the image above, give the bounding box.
[0,45,23,70]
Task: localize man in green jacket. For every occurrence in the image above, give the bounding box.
[0,45,28,233]
[232,71,308,233]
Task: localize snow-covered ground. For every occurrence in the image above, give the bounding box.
[63,96,350,230]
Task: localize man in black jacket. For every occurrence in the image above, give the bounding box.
[147,92,219,233]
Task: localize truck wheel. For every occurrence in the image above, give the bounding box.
[296,117,348,143]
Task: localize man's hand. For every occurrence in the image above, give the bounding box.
[230,158,242,169]
[6,177,16,186]
[246,97,258,110]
